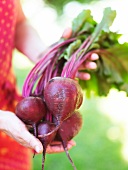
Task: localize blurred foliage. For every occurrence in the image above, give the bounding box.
[43,0,101,14]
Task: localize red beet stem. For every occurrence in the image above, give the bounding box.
[22,38,76,97]
[62,140,77,170]
[42,147,46,170]
[38,124,60,138]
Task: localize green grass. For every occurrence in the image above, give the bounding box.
[13,61,128,170]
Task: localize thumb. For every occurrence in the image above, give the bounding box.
[21,130,43,154]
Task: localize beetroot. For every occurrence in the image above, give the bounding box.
[55,111,83,141]
[44,77,83,124]
[54,111,83,170]
[38,121,56,170]
[16,81,83,170]
[38,77,83,138]
[15,96,47,137]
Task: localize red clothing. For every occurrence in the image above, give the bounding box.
[0,0,32,169]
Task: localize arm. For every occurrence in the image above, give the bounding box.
[15,0,46,63]
[15,1,98,78]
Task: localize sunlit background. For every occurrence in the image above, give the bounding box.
[13,0,128,170]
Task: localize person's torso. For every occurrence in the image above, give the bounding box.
[0,0,21,110]
[0,0,17,73]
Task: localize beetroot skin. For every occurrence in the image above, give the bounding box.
[15,96,47,125]
[44,77,83,123]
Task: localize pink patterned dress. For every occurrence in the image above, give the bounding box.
[0,0,32,169]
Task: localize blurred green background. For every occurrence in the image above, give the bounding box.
[13,0,128,169]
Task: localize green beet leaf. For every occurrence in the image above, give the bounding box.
[61,7,128,96]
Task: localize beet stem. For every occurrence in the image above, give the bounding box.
[42,147,46,170]
[33,123,37,137]
[22,38,76,97]
[33,123,37,158]
[62,140,77,170]
[33,153,35,158]
[38,124,60,138]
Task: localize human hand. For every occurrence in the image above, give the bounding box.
[46,140,76,154]
[76,53,99,80]
[0,111,76,154]
[62,27,99,80]
[0,110,43,154]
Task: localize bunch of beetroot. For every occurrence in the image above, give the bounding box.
[15,7,118,170]
[16,77,83,170]
[15,26,84,170]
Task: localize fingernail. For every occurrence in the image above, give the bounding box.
[84,74,90,80]
[72,141,76,146]
[35,146,42,154]
[91,53,99,60]
[62,27,72,39]
[91,62,97,68]
[87,62,97,69]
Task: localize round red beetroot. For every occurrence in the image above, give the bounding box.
[37,121,56,170]
[54,111,83,170]
[44,77,83,124]
[15,96,47,125]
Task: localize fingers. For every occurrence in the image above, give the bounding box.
[76,72,91,80]
[79,53,99,70]
[19,130,43,154]
[76,53,99,80]
[46,140,76,154]
[90,53,99,60]
[1,111,77,155]
[46,143,64,154]
[1,111,43,153]
[84,61,97,70]
[67,140,76,149]
[61,27,72,39]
